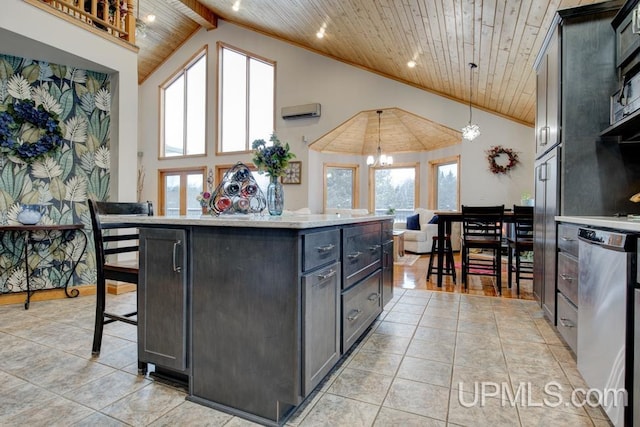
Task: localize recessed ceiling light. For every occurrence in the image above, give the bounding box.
[146,14,156,23]
[407,60,416,68]
[316,30,325,39]
[232,1,240,12]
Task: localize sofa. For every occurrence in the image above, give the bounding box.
[393,208,461,254]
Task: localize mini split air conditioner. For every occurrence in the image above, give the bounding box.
[281,103,321,120]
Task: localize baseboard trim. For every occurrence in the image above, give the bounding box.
[0,285,97,306]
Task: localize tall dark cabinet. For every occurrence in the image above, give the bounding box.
[533,0,622,322]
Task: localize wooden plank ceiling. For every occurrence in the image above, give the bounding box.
[137,0,610,127]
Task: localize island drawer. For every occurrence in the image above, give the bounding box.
[303,229,340,272]
[557,252,578,305]
[557,292,578,354]
[342,270,382,351]
[557,223,579,257]
[342,223,382,289]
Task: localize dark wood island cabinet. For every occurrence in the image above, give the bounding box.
[107,214,394,426]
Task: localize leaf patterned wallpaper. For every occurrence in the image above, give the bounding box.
[0,53,110,293]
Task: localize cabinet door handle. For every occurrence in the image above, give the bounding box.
[634,7,640,34]
[347,309,362,321]
[560,236,575,242]
[559,317,575,328]
[538,126,549,146]
[316,244,335,253]
[559,274,574,282]
[172,240,182,273]
[347,251,362,260]
[538,162,547,181]
[367,293,380,302]
[317,269,336,281]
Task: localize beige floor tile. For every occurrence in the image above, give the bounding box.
[298,393,379,426]
[452,364,511,392]
[457,319,498,336]
[419,314,458,331]
[327,367,393,405]
[396,356,452,388]
[2,394,95,426]
[346,349,403,376]
[374,320,416,338]
[390,302,426,315]
[148,400,233,426]
[449,389,520,427]
[405,336,455,364]
[64,370,151,410]
[397,295,431,307]
[517,406,594,427]
[383,378,449,421]
[413,325,456,344]
[373,407,446,426]
[360,333,410,355]
[382,310,422,325]
[100,382,187,426]
[501,339,558,368]
[71,412,128,426]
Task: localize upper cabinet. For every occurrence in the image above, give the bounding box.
[535,28,559,156]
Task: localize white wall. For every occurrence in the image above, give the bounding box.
[1,0,139,203]
[139,20,534,212]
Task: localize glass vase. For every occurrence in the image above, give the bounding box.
[267,175,284,216]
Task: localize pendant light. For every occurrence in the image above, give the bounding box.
[367,110,393,167]
[135,0,147,39]
[462,62,480,141]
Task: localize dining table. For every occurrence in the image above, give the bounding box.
[434,211,516,288]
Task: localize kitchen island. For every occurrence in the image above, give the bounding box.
[106,213,394,426]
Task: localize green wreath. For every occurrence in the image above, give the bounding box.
[0,99,63,163]
[486,145,519,174]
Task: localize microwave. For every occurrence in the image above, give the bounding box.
[611,71,640,124]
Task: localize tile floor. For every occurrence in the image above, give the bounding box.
[0,271,613,426]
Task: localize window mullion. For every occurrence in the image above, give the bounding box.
[245,56,251,150]
[182,70,189,155]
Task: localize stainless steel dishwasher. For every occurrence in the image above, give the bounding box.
[578,227,635,427]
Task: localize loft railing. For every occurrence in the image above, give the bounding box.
[29,0,136,45]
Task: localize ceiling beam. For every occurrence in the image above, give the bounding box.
[166,0,218,30]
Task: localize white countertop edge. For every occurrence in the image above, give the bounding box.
[101,213,394,229]
[556,215,640,232]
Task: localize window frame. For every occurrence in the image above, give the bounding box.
[428,155,460,211]
[158,46,208,159]
[216,42,276,155]
[158,166,208,216]
[323,163,360,212]
[368,163,420,216]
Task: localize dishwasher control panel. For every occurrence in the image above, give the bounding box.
[578,227,635,251]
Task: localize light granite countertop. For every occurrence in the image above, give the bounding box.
[101,213,394,229]
[556,215,640,233]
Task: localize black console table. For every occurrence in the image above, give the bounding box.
[0,224,87,309]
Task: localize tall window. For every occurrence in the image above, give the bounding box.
[160,48,207,158]
[324,164,359,211]
[219,43,275,153]
[370,165,419,221]
[429,156,459,210]
[159,167,207,217]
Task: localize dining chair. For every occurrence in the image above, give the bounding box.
[461,205,505,294]
[507,205,534,296]
[88,199,152,370]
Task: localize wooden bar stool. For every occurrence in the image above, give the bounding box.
[427,234,456,284]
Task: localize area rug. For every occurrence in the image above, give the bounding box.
[394,254,420,266]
